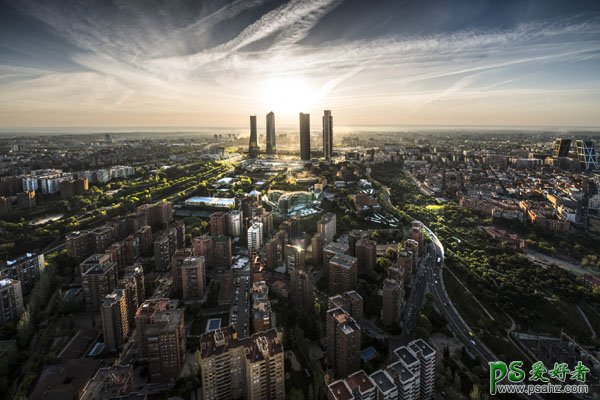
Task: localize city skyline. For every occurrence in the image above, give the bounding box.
[1,0,600,128]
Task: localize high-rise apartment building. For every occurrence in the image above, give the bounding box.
[323,110,333,160]
[247,222,264,252]
[407,339,436,400]
[328,290,363,323]
[266,111,276,155]
[355,237,377,275]
[318,212,337,244]
[328,254,358,295]
[249,115,259,158]
[226,210,243,237]
[100,289,129,352]
[0,278,24,327]
[210,212,228,236]
[370,369,398,400]
[299,113,311,161]
[386,360,418,400]
[135,299,185,382]
[323,241,349,269]
[118,263,145,328]
[311,233,324,267]
[193,235,213,265]
[328,370,376,400]
[290,266,313,312]
[326,307,361,379]
[199,327,285,400]
[0,252,44,294]
[181,256,205,302]
[382,266,404,327]
[81,261,118,311]
[285,244,305,272]
[212,235,232,269]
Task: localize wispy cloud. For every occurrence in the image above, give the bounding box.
[2,1,600,126]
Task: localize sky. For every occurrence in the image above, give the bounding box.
[1,0,600,129]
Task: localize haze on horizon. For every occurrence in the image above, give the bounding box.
[1,0,600,129]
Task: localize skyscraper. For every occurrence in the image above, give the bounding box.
[552,138,572,158]
[328,253,358,295]
[0,278,24,326]
[249,115,259,158]
[323,109,333,160]
[266,111,276,155]
[299,112,311,161]
[576,140,598,171]
[199,327,285,400]
[326,307,361,379]
[135,299,185,382]
[100,289,129,352]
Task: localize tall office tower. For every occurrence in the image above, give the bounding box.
[135,299,185,382]
[249,115,259,158]
[323,109,333,160]
[285,244,306,272]
[247,222,264,253]
[210,212,228,236]
[226,210,243,237]
[100,289,129,352]
[81,262,118,311]
[326,307,361,379]
[576,140,598,171]
[212,235,232,269]
[0,252,44,294]
[355,237,377,275]
[118,264,145,327]
[328,254,358,295]
[328,370,376,400]
[409,221,425,256]
[0,278,24,326]
[408,339,437,400]
[328,290,363,323]
[382,266,405,327]
[193,235,213,265]
[311,233,324,267]
[386,360,418,400]
[290,266,313,312]
[200,327,284,400]
[299,112,311,161]
[553,138,572,158]
[181,256,205,302]
[318,212,337,244]
[370,369,398,400]
[266,111,276,155]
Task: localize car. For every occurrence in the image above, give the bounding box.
[468,331,475,337]
[470,339,476,346]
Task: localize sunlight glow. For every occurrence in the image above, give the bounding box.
[262,77,314,116]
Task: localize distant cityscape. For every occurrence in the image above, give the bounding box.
[0,108,598,400]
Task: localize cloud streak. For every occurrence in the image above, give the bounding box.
[1,1,600,127]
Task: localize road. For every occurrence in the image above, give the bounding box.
[373,172,541,399]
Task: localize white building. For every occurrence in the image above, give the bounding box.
[247,222,264,252]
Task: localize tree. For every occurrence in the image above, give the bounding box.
[470,384,481,400]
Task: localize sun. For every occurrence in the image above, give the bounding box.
[263,77,313,115]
